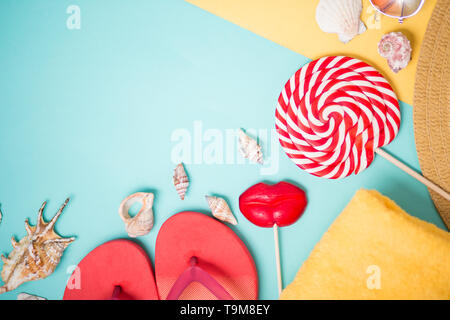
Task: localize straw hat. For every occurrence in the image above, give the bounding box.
[413,0,450,229]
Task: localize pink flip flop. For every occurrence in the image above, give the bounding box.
[155,211,258,300]
[63,213,257,300]
[63,239,159,300]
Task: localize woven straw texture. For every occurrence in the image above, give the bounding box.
[413,0,450,229]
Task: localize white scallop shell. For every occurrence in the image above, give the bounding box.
[118,192,154,238]
[315,0,366,43]
[206,196,237,225]
[238,129,263,164]
[173,163,189,200]
[17,293,47,300]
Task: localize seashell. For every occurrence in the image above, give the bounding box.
[17,292,47,300]
[173,163,189,200]
[315,0,366,43]
[378,31,412,73]
[238,129,263,164]
[205,195,237,225]
[0,199,75,294]
[118,192,154,238]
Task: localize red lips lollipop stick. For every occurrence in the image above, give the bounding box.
[239,181,307,296]
[272,223,282,296]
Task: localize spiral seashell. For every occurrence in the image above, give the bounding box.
[205,196,237,225]
[238,129,263,164]
[315,0,366,43]
[378,32,412,73]
[173,163,189,200]
[0,199,75,294]
[118,192,154,238]
[275,56,401,179]
[17,293,47,300]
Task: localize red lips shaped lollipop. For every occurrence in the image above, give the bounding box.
[239,182,307,227]
[239,181,307,296]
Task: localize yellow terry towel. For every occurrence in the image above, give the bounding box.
[281,189,450,300]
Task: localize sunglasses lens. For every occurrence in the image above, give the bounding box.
[371,0,423,18]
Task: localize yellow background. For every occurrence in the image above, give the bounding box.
[186,0,437,105]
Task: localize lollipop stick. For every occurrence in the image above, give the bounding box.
[376,148,450,201]
[273,224,282,296]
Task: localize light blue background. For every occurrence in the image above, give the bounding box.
[0,0,446,300]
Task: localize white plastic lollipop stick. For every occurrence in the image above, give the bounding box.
[273,224,282,296]
[376,148,450,201]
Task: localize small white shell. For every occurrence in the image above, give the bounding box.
[238,129,263,164]
[315,0,366,43]
[378,32,412,73]
[205,196,237,225]
[118,192,154,238]
[17,293,46,300]
[173,163,189,200]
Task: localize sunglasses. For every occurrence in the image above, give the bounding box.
[369,0,425,23]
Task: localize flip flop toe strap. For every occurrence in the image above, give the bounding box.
[166,257,233,300]
[110,285,134,300]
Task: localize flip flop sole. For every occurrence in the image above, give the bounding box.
[155,211,258,300]
[63,239,159,300]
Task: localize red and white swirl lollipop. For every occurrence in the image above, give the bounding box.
[276,56,449,199]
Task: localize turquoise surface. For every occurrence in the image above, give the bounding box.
[0,0,446,300]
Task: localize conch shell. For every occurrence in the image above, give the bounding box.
[378,31,412,73]
[0,199,75,294]
[17,292,46,300]
[118,192,154,237]
[315,0,366,43]
[238,129,263,164]
[206,196,238,225]
[173,163,189,200]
